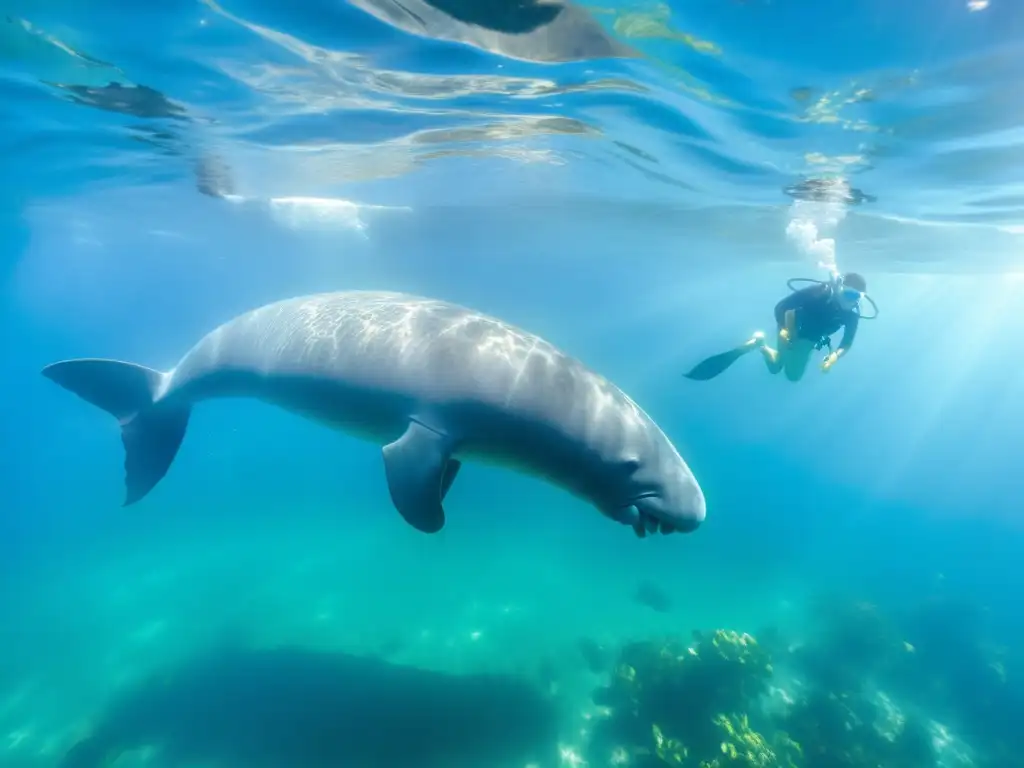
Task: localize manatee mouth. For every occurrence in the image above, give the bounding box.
[616,494,685,538]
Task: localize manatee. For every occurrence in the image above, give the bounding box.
[43,291,705,537]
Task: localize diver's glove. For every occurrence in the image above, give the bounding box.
[821,351,840,373]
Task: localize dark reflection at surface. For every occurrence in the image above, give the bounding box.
[423,0,563,33]
[49,82,189,120]
[785,177,877,205]
[352,0,635,62]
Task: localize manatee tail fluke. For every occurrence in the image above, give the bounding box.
[41,358,190,505]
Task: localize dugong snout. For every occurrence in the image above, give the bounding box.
[633,487,705,537]
[613,478,706,538]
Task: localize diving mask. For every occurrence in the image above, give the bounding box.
[833,275,863,309]
[839,286,863,304]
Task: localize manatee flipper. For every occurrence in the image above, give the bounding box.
[440,458,462,500]
[683,346,751,381]
[382,421,458,533]
[41,358,190,506]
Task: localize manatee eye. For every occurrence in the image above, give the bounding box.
[619,457,641,475]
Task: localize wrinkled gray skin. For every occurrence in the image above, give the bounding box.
[162,292,705,536]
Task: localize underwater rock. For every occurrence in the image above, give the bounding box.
[698,712,801,767]
[763,591,1024,768]
[579,604,1016,768]
[585,595,1017,768]
[61,645,559,768]
[587,629,778,767]
[752,624,785,656]
[779,687,937,768]
[374,635,409,659]
[887,593,1021,764]
[538,657,560,693]
[578,637,611,674]
[633,581,673,613]
[790,594,912,697]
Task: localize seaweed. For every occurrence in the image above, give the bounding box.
[583,623,941,768]
[586,630,798,767]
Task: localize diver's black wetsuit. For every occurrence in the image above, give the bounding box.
[774,283,859,352]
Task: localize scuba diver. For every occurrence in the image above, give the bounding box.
[684,272,877,382]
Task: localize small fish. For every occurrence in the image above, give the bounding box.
[376,636,408,659]
[634,581,672,613]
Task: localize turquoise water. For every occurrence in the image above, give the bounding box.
[3,1,1024,767]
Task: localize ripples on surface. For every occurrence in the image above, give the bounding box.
[2,0,1024,267]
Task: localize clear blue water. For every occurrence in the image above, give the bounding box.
[2,1,1024,767]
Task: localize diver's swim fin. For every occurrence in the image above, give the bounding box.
[683,347,751,381]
